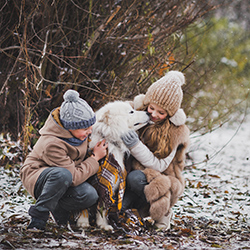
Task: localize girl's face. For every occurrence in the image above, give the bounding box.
[69,126,93,140]
[147,103,168,122]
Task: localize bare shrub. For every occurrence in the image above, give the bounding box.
[0,0,221,144]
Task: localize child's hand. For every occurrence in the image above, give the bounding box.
[91,139,108,161]
[121,130,139,148]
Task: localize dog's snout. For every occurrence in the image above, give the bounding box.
[146,111,150,116]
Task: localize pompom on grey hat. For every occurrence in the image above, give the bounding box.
[60,89,96,130]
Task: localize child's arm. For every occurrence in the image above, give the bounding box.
[130,141,176,172]
[122,130,176,172]
[42,140,107,186]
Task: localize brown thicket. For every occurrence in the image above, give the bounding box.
[0,0,221,148]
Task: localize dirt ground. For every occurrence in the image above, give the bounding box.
[1,213,250,250]
[1,117,250,249]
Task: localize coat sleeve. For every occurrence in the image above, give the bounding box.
[130,141,176,172]
[41,142,99,186]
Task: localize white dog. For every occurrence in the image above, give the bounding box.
[76,100,149,230]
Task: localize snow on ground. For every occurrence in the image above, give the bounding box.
[175,113,250,228]
[1,114,250,230]
[0,167,32,222]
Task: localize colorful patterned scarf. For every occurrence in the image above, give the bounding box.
[90,153,127,212]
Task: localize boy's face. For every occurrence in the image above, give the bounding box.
[147,103,168,122]
[69,126,93,140]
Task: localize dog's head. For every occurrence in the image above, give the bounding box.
[92,101,149,142]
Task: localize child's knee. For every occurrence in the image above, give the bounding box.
[74,183,99,207]
[127,170,147,193]
[51,167,73,187]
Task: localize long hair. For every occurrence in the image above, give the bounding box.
[139,117,172,159]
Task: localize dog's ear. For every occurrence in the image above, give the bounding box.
[98,110,111,125]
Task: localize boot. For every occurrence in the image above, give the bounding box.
[155,209,173,231]
[51,205,70,226]
[27,206,49,231]
[27,217,46,231]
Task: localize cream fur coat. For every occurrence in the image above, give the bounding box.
[130,96,190,221]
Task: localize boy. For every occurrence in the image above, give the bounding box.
[20,89,108,231]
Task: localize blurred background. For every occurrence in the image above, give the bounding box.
[0,0,249,153]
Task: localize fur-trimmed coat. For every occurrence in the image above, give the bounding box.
[129,98,190,221]
[135,124,189,221]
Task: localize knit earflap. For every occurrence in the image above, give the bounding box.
[169,108,186,126]
[133,94,146,110]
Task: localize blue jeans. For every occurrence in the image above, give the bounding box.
[29,167,98,222]
[121,170,149,212]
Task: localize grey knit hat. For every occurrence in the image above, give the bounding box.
[60,89,96,130]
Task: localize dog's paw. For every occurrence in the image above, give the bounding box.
[99,224,113,231]
[96,211,113,231]
[76,210,90,228]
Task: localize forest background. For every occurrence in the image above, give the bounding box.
[1,0,250,249]
[1,0,249,149]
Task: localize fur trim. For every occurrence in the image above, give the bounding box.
[144,174,171,203]
[169,109,186,126]
[133,94,146,110]
[149,194,171,220]
[134,123,190,222]
[143,168,161,182]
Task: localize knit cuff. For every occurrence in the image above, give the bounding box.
[61,116,96,130]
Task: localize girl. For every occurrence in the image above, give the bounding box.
[121,71,190,230]
[20,89,108,231]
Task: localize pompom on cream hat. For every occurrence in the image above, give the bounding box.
[133,71,186,126]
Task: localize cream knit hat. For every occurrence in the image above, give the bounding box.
[134,71,186,126]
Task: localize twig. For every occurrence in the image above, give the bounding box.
[83,5,121,57]
[183,192,202,208]
[0,50,22,96]
[3,240,16,249]
[36,30,50,90]
[0,0,8,12]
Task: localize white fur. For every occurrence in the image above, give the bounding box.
[76,209,90,229]
[133,94,146,110]
[169,108,186,126]
[77,101,149,230]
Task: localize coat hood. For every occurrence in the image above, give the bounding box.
[39,108,73,139]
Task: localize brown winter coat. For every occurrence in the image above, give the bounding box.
[20,108,99,198]
[132,123,190,221]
